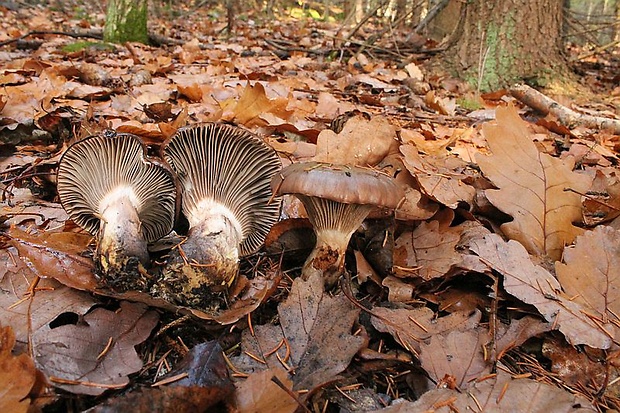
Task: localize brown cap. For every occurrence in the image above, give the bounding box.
[271,161,403,208]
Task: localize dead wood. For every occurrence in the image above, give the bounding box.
[510,83,620,135]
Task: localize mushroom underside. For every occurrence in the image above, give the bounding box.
[159,123,281,304]
[56,133,177,289]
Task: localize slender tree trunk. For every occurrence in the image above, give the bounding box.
[104,0,149,44]
[439,0,567,92]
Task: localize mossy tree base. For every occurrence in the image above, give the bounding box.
[437,0,568,92]
[103,0,148,44]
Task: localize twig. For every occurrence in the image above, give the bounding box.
[344,0,390,42]
[510,83,620,135]
[414,0,450,34]
[571,39,620,62]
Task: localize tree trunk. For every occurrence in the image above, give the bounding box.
[104,0,148,44]
[440,0,567,92]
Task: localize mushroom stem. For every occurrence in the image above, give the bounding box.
[160,202,243,305]
[301,229,350,286]
[299,195,373,287]
[97,188,149,275]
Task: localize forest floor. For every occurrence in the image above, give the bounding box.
[1,1,620,412]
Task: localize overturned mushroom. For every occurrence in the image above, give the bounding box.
[271,162,403,287]
[57,132,177,288]
[160,123,281,304]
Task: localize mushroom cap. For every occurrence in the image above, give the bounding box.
[162,123,281,256]
[271,162,403,208]
[57,133,177,243]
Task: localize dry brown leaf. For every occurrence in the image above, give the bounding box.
[371,307,481,354]
[381,275,414,303]
[0,325,40,413]
[494,316,551,360]
[313,115,398,166]
[477,104,592,260]
[177,83,203,103]
[233,369,298,413]
[231,273,364,393]
[425,90,457,116]
[393,220,463,281]
[556,226,620,341]
[88,342,233,412]
[8,227,98,291]
[582,170,620,226]
[542,338,608,388]
[468,233,612,349]
[419,327,491,389]
[225,82,292,127]
[34,301,158,395]
[0,247,97,348]
[400,127,458,156]
[278,273,365,391]
[392,167,440,220]
[370,370,596,412]
[400,144,475,209]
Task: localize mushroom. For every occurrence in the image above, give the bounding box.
[271,162,403,287]
[159,123,281,303]
[57,131,177,286]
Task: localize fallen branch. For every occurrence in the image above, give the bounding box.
[510,83,620,135]
[0,30,102,48]
[0,30,183,48]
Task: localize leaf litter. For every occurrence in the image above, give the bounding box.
[1,2,620,412]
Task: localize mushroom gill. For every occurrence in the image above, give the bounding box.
[57,132,177,288]
[271,162,403,288]
[159,123,281,305]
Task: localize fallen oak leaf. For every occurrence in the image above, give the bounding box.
[222,82,292,127]
[8,226,97,291]
[371,307,481,355]
[313,114,399,167]
[33,301,158,396]
[278,272,365,392]
[233,368,298,413]
[468,233,612,349]
[231,273,365,395]
[477,104,592,260]
[556,226,620,342]
[88,341,234,413]
[400,144,475,209]
[419,327,491,389]
[393,220,463,281]
[369,369,597,412]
